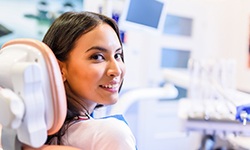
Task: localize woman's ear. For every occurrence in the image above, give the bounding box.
[58,60,67,82]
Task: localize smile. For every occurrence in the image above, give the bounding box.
[100,84,119,89]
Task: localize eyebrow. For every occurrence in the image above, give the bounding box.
[85,46,122,53]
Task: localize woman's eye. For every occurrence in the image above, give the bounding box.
[91,54,104,61]
[115,53,123,60]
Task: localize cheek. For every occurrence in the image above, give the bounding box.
[66,64,82,78]
[66,64,104,85]
[66,67,97,96]
[64,62,87,87]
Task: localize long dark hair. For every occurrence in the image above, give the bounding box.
[43,11,124,144]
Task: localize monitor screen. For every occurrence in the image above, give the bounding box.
[119,0,165,32]
[163,14,193,37]
[161,48,190,68]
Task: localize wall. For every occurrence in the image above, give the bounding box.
[189,0,250,92]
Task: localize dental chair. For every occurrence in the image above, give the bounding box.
[0,39,80,150]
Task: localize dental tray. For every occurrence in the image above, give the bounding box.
[178,98,250,135]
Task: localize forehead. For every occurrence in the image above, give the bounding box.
[75,24,121,50]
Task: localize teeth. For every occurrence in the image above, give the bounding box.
[102,84,118,89]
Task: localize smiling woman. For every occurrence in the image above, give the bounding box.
[42,11,136,149]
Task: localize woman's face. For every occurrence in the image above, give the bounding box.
[60,23,125,108]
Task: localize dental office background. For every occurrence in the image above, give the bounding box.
[1,0,250,149]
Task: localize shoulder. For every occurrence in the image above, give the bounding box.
[63,117,136,149]
[96,117,133,138]
[92,118,136,149]
[76,117,134,141]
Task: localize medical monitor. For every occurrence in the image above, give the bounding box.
[119,0,166,33]
[163,14,193,37]
[161,48,190,68]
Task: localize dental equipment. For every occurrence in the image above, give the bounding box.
[163,59,250,149]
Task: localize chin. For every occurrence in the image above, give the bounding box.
[99,99,117,105]
[110,99,118,105]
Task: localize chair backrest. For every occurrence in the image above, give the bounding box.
[0,39,80,150]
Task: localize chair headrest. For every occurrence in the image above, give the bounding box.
[0,38,67,148]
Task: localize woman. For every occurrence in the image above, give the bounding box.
[43,11,136,149]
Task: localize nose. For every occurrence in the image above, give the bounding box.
[107,59,123,77]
